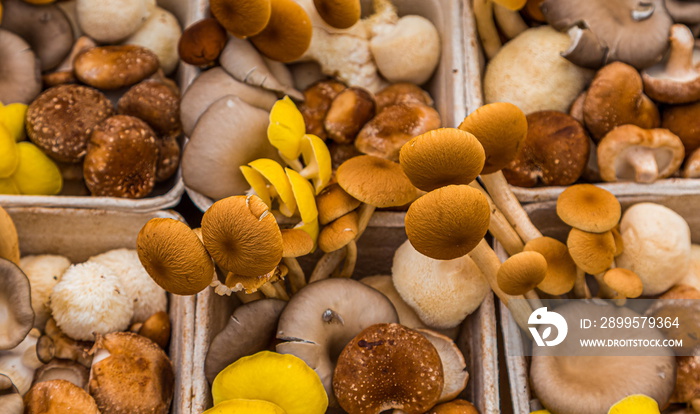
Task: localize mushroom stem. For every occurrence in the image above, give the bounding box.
[665,24,696,78]
[284,257,307,293]
[309,248,347,283]
[524,290,544,309]
[625,146,659,183]
[473,0,502,59]
[258,283,289,301]
[573,267,592,299]
[593,272,617,300]
[470,181,525,255]
[329,204,375,278]
[493,3,528,39]
[272,281,290,300]
[356,203,377,238]
[480,172,543,242]
[338,240,357,278]
[234,290,264,303]
[468,239,533,332]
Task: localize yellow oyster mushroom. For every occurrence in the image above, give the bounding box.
[608,395,660,414]
[12,142,62,195]
[286,168,318,224]
[202,399,286,414]
[268,96,305,163]
[249,159,297,217]
[0,103,28,142]
[299,134,332,194]
[0,178,19,195]
[0,124,19,178]
[240,165,272,208]
[212,351,327,414]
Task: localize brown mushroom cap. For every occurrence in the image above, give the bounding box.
[0,29,41,105]
[567,228,616,274]
[89,332,174,414]
[0,206,20,266]
[313,0,360,29]
[336,155,419,208]
[178,18,228,66]
[458,102,527,174]
[405,185,490,261]
[671,355,700,405]
[524,236,577,296]
[0,258,34,350]
[602,268,643,298]
[26,84,113,163]
[24,380,99,414]
[662,101,700,156]
[137,218,214,295]
[300,80,347,140]
[137,311,171,349]
[683,147,700,178]
[375,83,434,113]
[318,211,358,253]
[117,79,181,138]
[556,184,621,233]
[583,62,660,142]
[399,128,486,192]
[497,251,548,296]
[324,87,376,145]
[155,134,181,183]
[333,323,444,414]
[210,0,271,38]
[503,111,590,187]
[315,183,361,225]
[74,45,160,90]
[597,124,685,183]
[201,195,283,277]
[83,115,159,198]
[281,228,314,257]
[249,0,312,63]
[355,102,441,162]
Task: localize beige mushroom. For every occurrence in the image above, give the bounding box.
[123,7,182,75]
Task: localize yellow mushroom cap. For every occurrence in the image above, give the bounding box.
[300,134,332,194]
[458,102,528,174]
[202,195,283,277]
[281,228,314,257]
[313,0,360,29]
[497,251,548,296]
[603,268,643,299]
[567,228,616,275]
[136,218,214,295]
[0,124,18,178]
[337,155,419,208]
[0,103,28,142]
[250,0,312,63]
[12,142,62,195]
[268,96,305,161]
[248,158,297,217]
[286,168,318,223]
[315,183,361,225]
[399,128,486,192]
[0,178,19,195]
[557,184,621,233]
[203,399,286,414]
[212,351,328,414]
[608,394,660,414]
[0,205,19,265]
[405,185,490,260]
[523,237,576,296]
[210,0,272,38]
[318,211,358,253]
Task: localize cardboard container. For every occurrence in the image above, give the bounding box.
[192,214,502,413]
[6,207,196,414]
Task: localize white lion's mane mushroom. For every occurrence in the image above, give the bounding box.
[392,239,490,329]
[50,262,134,341]
[540,0,672,69]
[483,26,594,115]
[19,255,71,329]
[0,258,34,351]
[0,329,43,396]
[123,7,182,75]
[616,202,691,295]
[0,29,41,105]
[276,278,398,405]
[87,248,167,324]
[76,0,153,43]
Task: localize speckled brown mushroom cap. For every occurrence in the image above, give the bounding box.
[523,237,577,296]
[375,83,434,113]
[137,218,215,295]
[405,185,490,261]
[83,115,159,198]
[336,155,419,208]
[74,45,160,90]
[671,355,700,405]
[117,79,181,137]
[210,0,271,38]
[89,332,174,414]
[155,134,181,183]
[201,195,283,277]
[583,62,660,142]
[556,184,621,233]
[300,80,347,140]
[567,228,616,274]
[313,0,360,29]
[249,0,312,62]
[503,111,590,187]
[281,228,314,257]
[24,380,99,414]
[399,128,485,192]
[178,18,228,66]
[458,102,527,175]
[315,183,361,225]
[497,251,548,296]
[333,323,444,414]
[26,84,113,163]
[318,211,358,253]
[662,101,700,156]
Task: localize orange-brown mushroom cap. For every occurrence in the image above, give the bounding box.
[201,195,283,277]
[210,0,271,38]
[24,380,100,414]
[399,128,486,192]
[318,211,358,253]
[281,228,314,258]
[603,268,643,299]
[137,218,214,295]
[497,251,548,296]
[427,399,480,414]
[556,184,621,233]
[405,185,490,261]
[567,228,616,275]
[523,237,577,296]
[313,0,361,29]
[249,0,312,62]
[337,155,419,208]
[315,183,361,225]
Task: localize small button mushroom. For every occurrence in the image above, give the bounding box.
[299,80,347,139]
[662,101,700,156]
[323,87,376,144]
[76,0,153,43]
[24,380,99,414]
[601,268,643,305]
[32,360,89,389]
[74,45,160,90]
[597,124,685,183]
[19,255,71,329]
[210,0,271,39]
[124,7,182,75]
[26,84,114,163]
[0,29,41,105]
[0,258,34,351]
[318,211,358,253]
[117,79,181,138]
[355,102,441,162]
[178,18,227,67]
[556,184,621,233]
[503,111,590,187]
[249,0,312,63]
[374,82,434,113]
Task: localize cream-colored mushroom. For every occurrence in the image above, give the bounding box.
[123,7,182,75]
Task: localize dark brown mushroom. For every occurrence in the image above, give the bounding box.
[74,45,160,90]
[117,79,181,138]
[324,87,376,144]
[178,18,227,67]
[155,134,181,183]
[662,101,700,156]
[299,79,347,140]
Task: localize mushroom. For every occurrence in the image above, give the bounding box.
[137,217,214,295]
[483,26,594,115]
[360,275,427,330]
[32,360,89,389]
[497,251,548,296]
[249,0,312,63]
[122,7,181,75]
[567,228,616,274]
[26,84,114,163]
[671,356,700,408]
[0,329,43,395]
[313,0,360,29]
[24,379,99,413]
[473,0,526,59]
[42,36,96,87]
[89,332,174,414]
[19,255,71,329]
[0,374,23,414]
[374,82,434,113]
[211,351,328,414]
[493,3,528,40]
[83,115,159,198]
[87,248,167,324]
[177,18,227,67]
[665,0,700,25]
[392,240,490,329]
[135,311,171,349]
[616,202,691,295]
[280,228,314,293]
[502,111,590,187]
[315,183,361,225]
[583,62,660,142]
[333,323,444,414]
[318,211,359,278]
[0,102,28,142]
[155,134,181,183]
[0,258,34,351]
[205,299,286,383]
[0,206,20,265]
[209,0,271,38]
[117,78,182,138]
[556,184,621,233]
[600,268,643,305]
[662,101,700,156]
[0,0,74,71]
[299,80,347,140]
[75,0,152,43]
[523,237,578,297]
[10,142,63,196]
[427,399,480,414]
[74,45,160,90]
[416,329,468,403]
[181,95,278,201]
[0,29,41,104]
[203,399,286,413]
[276,278,399,404]
[324,87,376,144]
[42,318,93,368]
[597,125,685,183]
[684,148,700,178]
[540,0,672,69]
